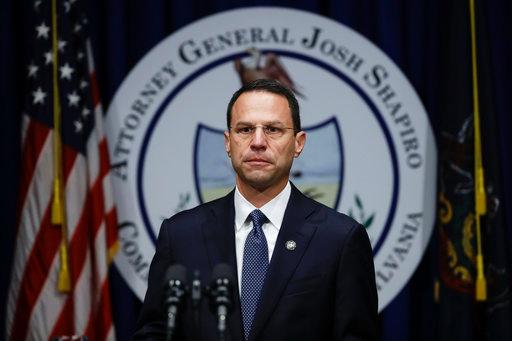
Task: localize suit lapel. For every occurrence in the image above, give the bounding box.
[200,190,244,341]
[201,191,237,269]
[248,185,319,341]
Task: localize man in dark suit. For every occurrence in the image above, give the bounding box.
[133,79,378,340]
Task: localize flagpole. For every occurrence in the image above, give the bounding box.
[51,0,71,293]
[469,0,487,301]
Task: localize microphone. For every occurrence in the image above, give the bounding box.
[209,264,235,341]
[191,270,202,331]
[164,264,188,341]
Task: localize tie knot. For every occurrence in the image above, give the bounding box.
[249,209,267,229]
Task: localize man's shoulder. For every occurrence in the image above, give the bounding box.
[318,202,360,232]
[296,188,362,237]
[294,186,356,223]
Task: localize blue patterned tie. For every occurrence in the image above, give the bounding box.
[241,209,269,340]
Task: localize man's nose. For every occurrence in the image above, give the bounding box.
[250,126,267,149]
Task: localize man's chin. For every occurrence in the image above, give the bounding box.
[239,172,274,189]
[246,176,273,188]
[239,173,291,192]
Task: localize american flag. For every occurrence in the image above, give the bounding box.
[6,0,118,340]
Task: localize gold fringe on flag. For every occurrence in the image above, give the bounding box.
[469,0,487,301]
[108,240,120,265]
[51,0,71,293]
[433,279,440,303]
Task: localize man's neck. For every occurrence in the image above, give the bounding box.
[235,178,289,208]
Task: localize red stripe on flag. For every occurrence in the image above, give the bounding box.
[98,138,111,179]
[99,137,118,252]
[85,279,114,341]
[70,180,105,283]
[63,143,79,180]
[72,182,104,282]
[9,205,60,341]
[49,297,75,337]
[16,120,51,226]
[105,207,118,250]
[89,71,100,109]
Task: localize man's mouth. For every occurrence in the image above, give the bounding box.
[245,158,271,166]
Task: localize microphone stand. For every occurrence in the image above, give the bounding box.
[165,265,188,341]
[166,281,186,341]
[191,270,202,338]
[208,264,234,341]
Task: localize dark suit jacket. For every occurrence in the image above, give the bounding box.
[133,184,378,341]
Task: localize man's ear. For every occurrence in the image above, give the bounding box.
[224,130,231,157]
[294,131,306,157]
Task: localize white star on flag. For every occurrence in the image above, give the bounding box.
[60,63,74,80]
[32,87,46,104]
[73,119,83,132]
[79,79,88,89]
[64,1,71,13]
[82,107,91,117]
[67,91,80,107]
[27,63,39,78]
[77,50,84,60]
[44,51,53,65]
[74,23,82,33]
[35,22,50,39]
[58,39,67,52]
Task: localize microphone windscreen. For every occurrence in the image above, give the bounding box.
[165,264,187,285]
[210,263,235,284]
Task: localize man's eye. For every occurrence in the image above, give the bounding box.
[238,127,253,134]
[265,126,281,134]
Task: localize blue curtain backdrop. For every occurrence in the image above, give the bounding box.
[1,1,511,340]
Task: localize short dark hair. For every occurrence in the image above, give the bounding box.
[226,79,301,133]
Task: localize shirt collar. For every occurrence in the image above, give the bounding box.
[234,182,291,232]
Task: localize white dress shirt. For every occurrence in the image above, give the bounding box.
[234,182,291,292]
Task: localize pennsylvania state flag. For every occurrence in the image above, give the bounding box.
[436,1,512,340]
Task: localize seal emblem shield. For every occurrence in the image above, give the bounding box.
[194,117,344,208]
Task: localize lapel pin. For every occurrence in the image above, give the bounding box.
[285,240,296,251]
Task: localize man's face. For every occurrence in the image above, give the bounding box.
[224,91,306,192]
